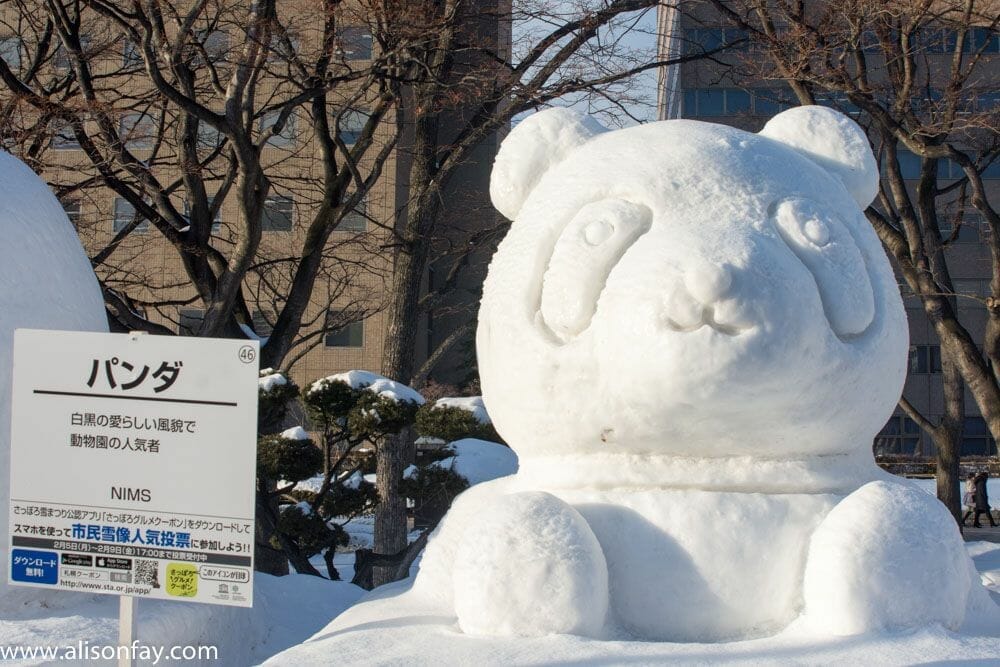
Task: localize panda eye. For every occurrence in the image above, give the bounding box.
[772,198,874,339]
[539,199,652,342]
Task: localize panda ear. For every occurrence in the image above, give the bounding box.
[490,108,607,220]
[759,105,879,208]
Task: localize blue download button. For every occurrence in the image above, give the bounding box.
[11,549,59,585]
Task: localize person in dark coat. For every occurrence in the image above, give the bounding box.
[971,471,997,528]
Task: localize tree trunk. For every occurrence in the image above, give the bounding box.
[254,486,289,576]
[372,434,409,586]
[936,347,964,526]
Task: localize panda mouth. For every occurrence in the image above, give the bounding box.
[664,304,749,336]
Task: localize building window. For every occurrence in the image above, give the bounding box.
[113,197,150,233]
[51,121,80,150]
[961,417,997,456]
[196,122,224,154]
[953,280,988,297]
[324,312,364,347]
[191,30,228,65]
[268,33,300,64]
[874,415,921,456]
[53,36,90,70]
[938,212,989,243]
[682,28,747,54]
[260,110,296,147]
[909,344,942,374]
[752,88,793,116]
[178,308,204,336]
[119,111,157,149]
[336,26,373,60]
[122,38,142,67]
[815,92,861,115]
[61,197,81,227]
[262,195,294,231]
[336,108,369,145]
[0,37,21,69]
[340,199,368,232]
[682,88,752,117]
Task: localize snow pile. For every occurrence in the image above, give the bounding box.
[264,105,997,656]
[453,491,607,637]
[280,426,310,440]
[802,481,971,634]
[0,151,108,599]
[433,396,491,424]
[429,438,517,485]
[258,368,289,392]
[306,370,425,405]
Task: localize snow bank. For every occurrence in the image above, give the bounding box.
[433,396,491,424]
[0,151,108,599]
[430,438,517,485]
[307,370,424,405]
[0,574,363,665]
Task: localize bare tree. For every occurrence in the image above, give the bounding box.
[0,0,399,368]
[0,0,722,583]
[705,0,1000,522]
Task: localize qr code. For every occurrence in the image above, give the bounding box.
[135,559,160,588]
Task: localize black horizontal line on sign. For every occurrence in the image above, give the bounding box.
[33,389,237,407]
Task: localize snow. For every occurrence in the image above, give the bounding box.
[760,105,880,207]
[279,426,309,441]
[306,370,425,405]
[801,481,972,635]
[264,542,1000,665]
[239,322,269,345]
[0,151,108,599]
[433,396,491,424]
[429,438,518,485]
[0,574,363,665]
[263,105,996,656]
[453,491,608,637]
[258,369,288,393]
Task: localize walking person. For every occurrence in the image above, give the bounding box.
[972,471,998,528]
[961,473,977,526]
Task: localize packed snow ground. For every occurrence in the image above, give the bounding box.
[263,540,1000,666]
[0,574,362,666]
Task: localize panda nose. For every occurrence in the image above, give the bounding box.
[684,262,733,304]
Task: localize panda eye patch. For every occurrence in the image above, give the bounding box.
[539,199,652,342]
[772,198,875,339]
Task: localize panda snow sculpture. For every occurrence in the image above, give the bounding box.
[411,106,988,642]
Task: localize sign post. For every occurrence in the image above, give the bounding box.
[7,329,259,637]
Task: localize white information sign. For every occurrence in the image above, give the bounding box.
[8,329,258,607]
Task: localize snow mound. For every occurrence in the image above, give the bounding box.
[802,480,971,634]
[0,150,108,599]
[258,369,288,392]
[433,396,491,424]
[307,370,425,404]
[280,426,310,441]
[453,491,607,637]
[430,438,517,485]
